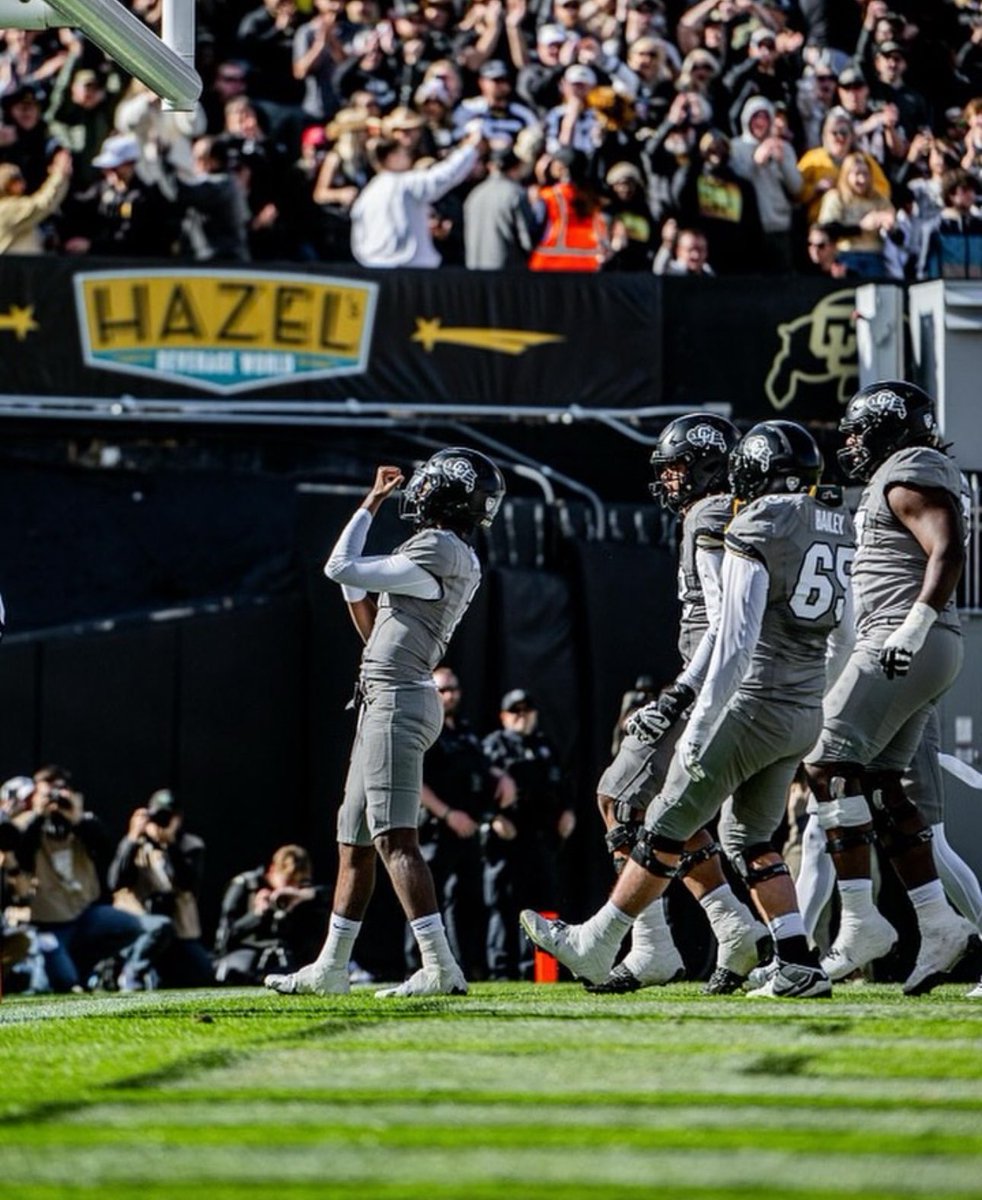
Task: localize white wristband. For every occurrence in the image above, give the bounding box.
[341,585,367,603]
[898,601,937,654]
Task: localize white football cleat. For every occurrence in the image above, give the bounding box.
[903,914,981,996]
[715,912,770,977]
[820,911,897,982]
[966,979,982,999]
[263,963,350,996]
[374,963,468,998]
[519,910,617,986]
[587,941,685,994]
[745,959,831,999]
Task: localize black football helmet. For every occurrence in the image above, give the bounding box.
[837,380,940,482]
[728,420,823,503]
[399,447,505,532]
[648,413,741,512]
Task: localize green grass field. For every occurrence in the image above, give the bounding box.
[2,982,982,1199]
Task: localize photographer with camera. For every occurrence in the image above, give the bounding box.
[10,765,171,992]
[109,789,214,988]
[214,844,330,985]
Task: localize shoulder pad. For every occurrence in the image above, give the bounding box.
[814,484,844,508]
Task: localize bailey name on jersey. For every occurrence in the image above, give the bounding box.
[815,509,847,535]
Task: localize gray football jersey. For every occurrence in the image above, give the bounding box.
[725,492,854,706]
[852,446,964,636]
[359,528,481,684]
[677,493,732,666]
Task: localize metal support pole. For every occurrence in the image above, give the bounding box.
[0,0,201,110]
[161,0,196,111]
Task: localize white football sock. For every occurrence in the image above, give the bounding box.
[631,896,670,954]
[410,912,456,970]
[314,913,362,972]
[795,815,836,940]
[907,879,949,927]
[838,878,874,927]
[933,823,982,930]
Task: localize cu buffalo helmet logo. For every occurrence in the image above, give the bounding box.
[863,389,907,420]
[742,434,773,470]
[439,456,478,492]
[685,424,728,453]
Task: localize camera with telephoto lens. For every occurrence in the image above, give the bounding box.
[42,788,75,839]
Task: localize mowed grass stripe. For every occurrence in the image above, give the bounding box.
[3,1143,982,1194]
[9,1120,982,1156]
[3,987,982,1196]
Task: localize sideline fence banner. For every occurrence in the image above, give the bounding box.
[0,257,857,421]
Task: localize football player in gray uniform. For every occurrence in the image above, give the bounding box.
[804,380,980,995]
[592,414,767,996]
[523,421,853,999]
[265,447,505,998]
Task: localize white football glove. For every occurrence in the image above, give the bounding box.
[677,735,706,782]
[879,602,937,680]
[625,683,695,748]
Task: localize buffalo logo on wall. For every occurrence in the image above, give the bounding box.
[764,288,858,411]
[74,270,378,394]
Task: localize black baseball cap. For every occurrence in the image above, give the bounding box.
[501,688,537,712]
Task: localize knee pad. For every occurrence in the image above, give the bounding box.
[605,800,644,855]
[867,775,933,857]
[605,822,639,855]
[735,842,791,887]
[676,839,722,877]
[815,788,872,831]
[631,828,684,879]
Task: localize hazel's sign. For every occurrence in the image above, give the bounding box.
[73,270,378,394]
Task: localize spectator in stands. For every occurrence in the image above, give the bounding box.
[796,53,840,151]
[817,149,896,278]
[529,145,609,271]
[293,0,349,120]
[639,89,713,227]
[334,28,400,112]
[313,107,371,260]
[624,36,676,129]
[728,93,802,272]
[454,59,539,147]
[797,106,891,227]
[171,135,252,261]
[236,0,305,106]
[960,96,982,185]
[654,225,715,275]
[0,148,71,255]
[202,59,252,133]
[350,125,483,266]
[0,84,54,191]
[109,789,214,988]
[62,132,178,257]
[0,29,63,101]
[464,144,535,267]
[803,221,852,278]
[516,24,568,117]
[922,168,982,281]
[46,59,118,189]
[482,689,575,980]
[11,766,171,992]
[721,26,799,142]
[604,160,657,271]
[214,844,330,984]
[543,64,602,156]
[414,77,458,153]
[868,39,928,142]
[673,127,763,274]
[835,63,905,179]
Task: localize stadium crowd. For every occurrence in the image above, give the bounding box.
[1,1,982,274]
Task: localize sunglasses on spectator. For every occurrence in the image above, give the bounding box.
[830,127,851,137]
[438,685,460,693]
[808,239,830,249]
[507,706,534,715]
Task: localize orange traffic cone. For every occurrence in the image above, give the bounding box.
[532,911,559,983]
